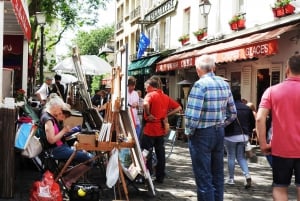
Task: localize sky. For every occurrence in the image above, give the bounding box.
[56,1,115,57]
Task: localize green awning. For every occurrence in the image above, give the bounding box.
[128,55,160,71]
[128,55,161,76]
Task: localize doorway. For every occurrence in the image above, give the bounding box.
[256,69,270,108]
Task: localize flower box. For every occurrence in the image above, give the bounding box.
[237,19,245,29]
[272,0,295,17]
[196,33,207,41]
[229,13,246,31]
[181,38,189,45]
[178,34,190,45]
[284,3,295,15]
[193,28,207,41]
[272,7,285,17]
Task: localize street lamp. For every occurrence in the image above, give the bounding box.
[36,12,46,86]
[199,0,211,29]
[99,44,114,66]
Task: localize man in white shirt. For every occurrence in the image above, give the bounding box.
[35,77,53,106]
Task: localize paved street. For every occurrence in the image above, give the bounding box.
[0,139,297,201]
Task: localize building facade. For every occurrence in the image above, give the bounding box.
[1,0,31,100]
[115,0,300,108]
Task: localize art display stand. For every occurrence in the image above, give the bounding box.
[56,49,155,200]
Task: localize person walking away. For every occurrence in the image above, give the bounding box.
[185,54,237,201]
[127,76,141,139]
[50,74,66,102]
[224,90,255,188]
[35,76,53,106]
[256,54,300,201]
[141,77,182,184]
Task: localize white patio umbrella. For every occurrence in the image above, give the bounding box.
[53,55,112,75]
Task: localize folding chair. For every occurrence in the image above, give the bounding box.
[164,129,177,160]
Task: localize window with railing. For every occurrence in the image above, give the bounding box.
[130,5,141,19]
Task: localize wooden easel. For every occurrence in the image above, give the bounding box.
[59,49,155,200]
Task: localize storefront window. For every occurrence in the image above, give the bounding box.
[230,72,241,93]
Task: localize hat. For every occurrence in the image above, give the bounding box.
[45,76,53,81]
[62,103,72,117]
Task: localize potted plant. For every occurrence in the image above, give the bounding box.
[229,13,246,31]
[193,28,207,41]
[272,0,295,17]
[178,34,190,45]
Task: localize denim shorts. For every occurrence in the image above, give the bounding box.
[272,155,300,187]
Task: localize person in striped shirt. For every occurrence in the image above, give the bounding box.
[185,54,237,201]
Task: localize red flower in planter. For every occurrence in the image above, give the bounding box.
[272,0,295,17]
[284,4,295,15]
[229,13,246,31]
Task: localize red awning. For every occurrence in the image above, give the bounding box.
[156,24,297,72]
[156,50,198,72]
[11,0,31,41]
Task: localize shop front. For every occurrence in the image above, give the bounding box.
[128,54,163,96]
[156,22,300,109]
[0,0,31,101]
[0,1,31,198]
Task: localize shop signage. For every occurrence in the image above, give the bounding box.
[215,40,278,63]
[157,39,278,72]
[244,40,277,57]
[145,0,178,21]
[157,57,194,72]
[11,0,31,41]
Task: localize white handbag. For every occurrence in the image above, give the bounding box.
[21,126,42,158]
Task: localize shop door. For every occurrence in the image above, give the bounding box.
[256,68,270,108]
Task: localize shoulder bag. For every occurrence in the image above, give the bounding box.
[236,117,255,159]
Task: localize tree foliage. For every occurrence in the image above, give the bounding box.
[73,25,115,55]
[28,0,111,48]
[71,25,114,92]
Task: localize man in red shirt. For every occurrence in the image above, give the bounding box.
[142,76,182,183]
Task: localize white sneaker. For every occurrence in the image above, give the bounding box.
[226,178,235,185]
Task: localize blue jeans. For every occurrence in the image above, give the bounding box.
[224,140,250,179]
[51,144,93,164]
[188,125,224,201]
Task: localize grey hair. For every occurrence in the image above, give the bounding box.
[45,93,65,111]
[195,54,215,72]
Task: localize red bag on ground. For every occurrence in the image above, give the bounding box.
[30,170,62,201]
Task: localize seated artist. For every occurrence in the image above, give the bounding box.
[40,93,93,188]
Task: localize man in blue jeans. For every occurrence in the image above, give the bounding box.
[185,55,237,201]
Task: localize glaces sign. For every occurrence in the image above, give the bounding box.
[244,42,275,57]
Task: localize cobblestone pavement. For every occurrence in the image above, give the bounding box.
[0,140,298,201]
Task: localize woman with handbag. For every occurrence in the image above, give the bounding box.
[224,90,255,189]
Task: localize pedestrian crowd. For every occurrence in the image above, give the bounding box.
[32,53,300,201]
